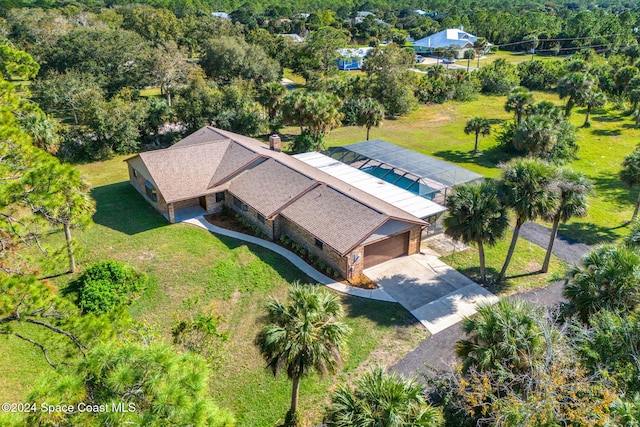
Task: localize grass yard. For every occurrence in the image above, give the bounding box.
[0,156,424,426]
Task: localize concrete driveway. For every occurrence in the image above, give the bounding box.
[364,254,498,334]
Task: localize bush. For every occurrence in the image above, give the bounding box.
[76,260,147,315]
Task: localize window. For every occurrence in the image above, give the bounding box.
[315,239,323,250]
[146,187,157,202]
[258,214,265,224]
[233,196,248,211]
[215,192,225,203]
[132,169,138,178]
[144,180,158,202]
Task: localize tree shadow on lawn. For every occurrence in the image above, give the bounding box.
[451,265,519,295]
[559,221,625,246]
[340,296,421,329]
[433,145,511,170]
[591,128,622,136]
[91,182,167,235]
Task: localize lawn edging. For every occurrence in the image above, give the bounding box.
[183,216,396,302]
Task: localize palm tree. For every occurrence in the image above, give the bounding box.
[258,82,287,134]
[456,299,544,374]
[464,117,491,153]
[255,284,351,426]
[557,72,597,116]
[497,158,559,284]
[621,148,640,222]
[623,219,640,249]
[326,367,444,427]
[473,37,488,69]
[578,89,606,127]
[504,87,534,124]
[356,98,384,140]
[512,114,557,158]
[464,49,475,72]
[564,245,640,323]
[445,181,509,283]
[541,170,592,273]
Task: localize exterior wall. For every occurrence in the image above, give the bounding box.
[280,216,348,278]
[407,225,422,254]
[227,192,275,239]
[346,246,365,280]
[127,163,169,218]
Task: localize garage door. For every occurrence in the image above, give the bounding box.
[363,232,409,269]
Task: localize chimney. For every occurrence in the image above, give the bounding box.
[269,134,281,152]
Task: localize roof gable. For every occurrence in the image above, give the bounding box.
[281,185,387,255]
[208,141,262,187]
[227,159,316,218]
[136,140,231,203]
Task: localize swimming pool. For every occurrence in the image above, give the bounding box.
[361,166,436,199]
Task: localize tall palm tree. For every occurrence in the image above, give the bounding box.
[464,117,491,153]
[445,181,509,283]
[473,37,488,69]
[564,245,640,323]
[456,299,544,374]
[356,98,384,140]
[578,89,606,127]
[621,148,640,222]
[255,284,351,426]
[497,158,559,284]
[557,72,597,116]
[326,367,444,427]
[464,49,475,72]
[258,82,287,134]
[541,170,592,273]
[504,87,534,124]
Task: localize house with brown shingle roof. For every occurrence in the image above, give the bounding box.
[126,127,427,281]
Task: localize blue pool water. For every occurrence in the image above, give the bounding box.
[362,166,435,199]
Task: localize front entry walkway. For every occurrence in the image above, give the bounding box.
[364,254,498,334]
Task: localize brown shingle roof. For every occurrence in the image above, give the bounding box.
[281,185,388,255]
[208,141,262,187]
[128,126,427,251]
[136,139,231,203]
[210,128,426,226]
[228,159,316,218]
[171,126,229,148]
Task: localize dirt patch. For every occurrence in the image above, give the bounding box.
[526,261,542,272]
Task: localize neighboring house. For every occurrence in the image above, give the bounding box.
[126,127,427,281]
[278,33,304,43]
[413,27,489,58]
[211,12,230,19]
[336,47,372,70]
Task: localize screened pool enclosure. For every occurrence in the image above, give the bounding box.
[327,139,484,205]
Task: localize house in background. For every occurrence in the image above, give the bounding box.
[278,33,304,43]
[126,127,427,281]
[211,12,230,19]
[413,27,489,58]
[336,47,372,70]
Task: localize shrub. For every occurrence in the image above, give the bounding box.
[76,260,147,315]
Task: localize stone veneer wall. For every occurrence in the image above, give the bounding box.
[226,192,275,239]
[279,216,348,278]
[128,164,168,217]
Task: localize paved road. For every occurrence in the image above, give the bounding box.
[520,222,591,266]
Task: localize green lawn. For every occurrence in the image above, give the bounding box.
[0,156,424,426]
